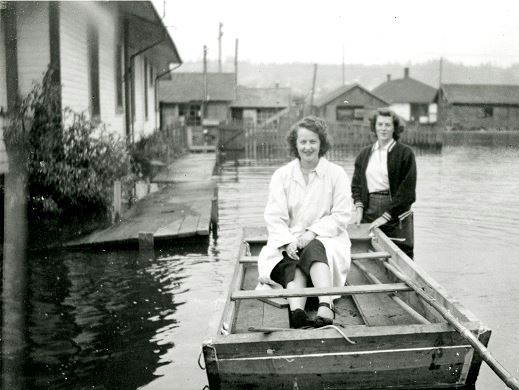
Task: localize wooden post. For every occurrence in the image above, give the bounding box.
[112,180,122,223]
[309,63,318,115]
[218,22,223,73]
[138,232,154,251]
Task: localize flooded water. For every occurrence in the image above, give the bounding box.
[2,145,519,390]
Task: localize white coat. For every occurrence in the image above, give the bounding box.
[257,157,352,295]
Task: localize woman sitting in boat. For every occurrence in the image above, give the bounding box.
[257,116,353,328]
[351,108,416,258]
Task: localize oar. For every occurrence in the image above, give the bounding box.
[383,261,519,390]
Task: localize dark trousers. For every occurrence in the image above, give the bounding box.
[363,193,414,259]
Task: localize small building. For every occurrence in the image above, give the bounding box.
[313,84,388,124]
[159,72,236,149]
[159,72,236,128]
[435,84,519,130]
[1,1,180,143]
[231,86,292,125]
[372,68,437,123]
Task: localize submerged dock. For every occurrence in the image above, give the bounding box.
[66,153,217,248]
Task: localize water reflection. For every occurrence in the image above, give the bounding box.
[23,241,208,390]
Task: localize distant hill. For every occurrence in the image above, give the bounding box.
[176,59,519,100]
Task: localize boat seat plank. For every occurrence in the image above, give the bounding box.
[240,251,391,264]
[231,283,411,300]
[347,262,418,326]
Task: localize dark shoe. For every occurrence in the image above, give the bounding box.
[314,302,334,328]
[290,308,309,329]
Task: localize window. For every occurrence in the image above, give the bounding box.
[483,106,493,118]
[336,106,363,121]
[257,108,278,124]
[144,59,148,120]
[115,44,123,110]
[87,23,100,119]
[179,104,201,126]
[149,66,154,87]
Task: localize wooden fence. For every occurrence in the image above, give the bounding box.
[218,119,443,162]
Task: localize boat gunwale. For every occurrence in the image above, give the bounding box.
[207,321,485,345]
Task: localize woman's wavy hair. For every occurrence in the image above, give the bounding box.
[286,116,332,158]
[369,108,404,140]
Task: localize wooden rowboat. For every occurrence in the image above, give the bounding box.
[202,224,491,390]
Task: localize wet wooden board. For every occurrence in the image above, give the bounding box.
[347,261,417,326]
[234,266,289,333]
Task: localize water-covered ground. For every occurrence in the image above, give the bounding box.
[2,145,519,390]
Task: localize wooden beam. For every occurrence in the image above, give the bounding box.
[231,283,411,300]
[239,251,390,264]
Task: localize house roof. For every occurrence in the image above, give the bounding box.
[231,86,291,108]
[437,84,519,105]
[372,77,436,104]
[159,73,236,103]
[313,84,388,107]
[121,1,182,72]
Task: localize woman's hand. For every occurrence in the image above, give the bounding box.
[354,207,363,226]
[369,216,388,231]
[286,241,300,260]
[297,230,316,249]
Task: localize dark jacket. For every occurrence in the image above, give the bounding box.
[351,141,416,220]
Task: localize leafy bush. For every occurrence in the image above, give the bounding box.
[4,70,130,217]
[130,128,186,179]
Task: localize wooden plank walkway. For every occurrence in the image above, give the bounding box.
[65,153,217,248]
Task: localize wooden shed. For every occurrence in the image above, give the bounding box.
[159,72,236,127]
[435,83,519,130]
[373,68,437,123]
[231,86,291,125]
[313,84,388,124]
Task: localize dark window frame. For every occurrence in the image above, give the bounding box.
[144,58,148,120]
[483,105,494,118]
[115,44,124,112]
[336,105,363,121]
[87,22,100,120]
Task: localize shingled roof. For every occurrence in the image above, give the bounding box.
[313,84,388,107]
[231,86,291,108]
[437,84,519,105]
[159,73,236,103]
[372,73,436,104]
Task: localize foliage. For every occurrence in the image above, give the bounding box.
[129,128,186,179]
[4,70,130,216]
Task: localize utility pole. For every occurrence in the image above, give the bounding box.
[439,56,443,87]
[203,45,208,119]
[309,63,318,115]
[218,22,223,73]
[234,38,239,95]
[342,43,345,86]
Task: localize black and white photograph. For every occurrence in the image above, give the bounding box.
[1,1,519,389]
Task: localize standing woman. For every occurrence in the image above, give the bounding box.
[257,116,353,328]
[352,109,417,258]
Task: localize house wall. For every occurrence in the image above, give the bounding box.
[321,87,387,123]
[0,13,7,116]
[160,103,179,129]
[60,2,126,138]
[132,55,157,140]
[206,102,229,121]
[441,103,519,130]
[389,104,411,121]
[15,2,50,96]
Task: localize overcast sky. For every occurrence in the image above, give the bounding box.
[153,0,519,66]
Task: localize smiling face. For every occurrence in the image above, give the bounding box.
[296,126,320,166]
[375,115,395,144]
